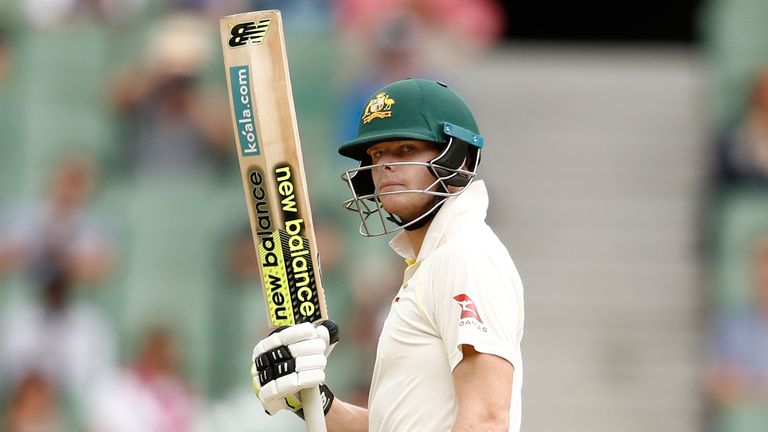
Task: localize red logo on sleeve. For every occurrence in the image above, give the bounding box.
[453,294,483,323]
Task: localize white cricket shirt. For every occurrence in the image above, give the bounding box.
[368,180,524,432]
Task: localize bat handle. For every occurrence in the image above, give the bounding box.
[301,386,327,432]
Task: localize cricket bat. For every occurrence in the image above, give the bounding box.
[219,10,330,431]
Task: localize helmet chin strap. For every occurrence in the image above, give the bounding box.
[386,195,446,231]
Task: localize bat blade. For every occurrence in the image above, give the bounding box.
[219,10,329,432]
[220,10,328,328]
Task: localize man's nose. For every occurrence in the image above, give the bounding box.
[377,153,397,169]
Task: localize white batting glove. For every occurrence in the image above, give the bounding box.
[251,321,338,417]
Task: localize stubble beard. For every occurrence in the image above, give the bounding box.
[380,192,437,224]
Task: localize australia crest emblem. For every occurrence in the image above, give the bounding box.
[362,92,395,124]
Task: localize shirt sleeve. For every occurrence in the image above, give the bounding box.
[707,312,748,368]
[0,205,36,249]
[71,215,115,258]
[427,249,524,372]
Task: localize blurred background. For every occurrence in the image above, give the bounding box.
[0,0,766,431]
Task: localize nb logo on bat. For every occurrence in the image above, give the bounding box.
[229,19,272,47]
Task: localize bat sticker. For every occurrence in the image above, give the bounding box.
[256,164,321,326]
[228,19,272,47]
[229,66,260,156]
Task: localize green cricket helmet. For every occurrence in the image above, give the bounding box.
[340,79,482,156]
[339,79,485,237]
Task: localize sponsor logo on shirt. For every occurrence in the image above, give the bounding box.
[453,294,483,323]
[453,294,488,333]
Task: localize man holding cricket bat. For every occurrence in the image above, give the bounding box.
[251,78,525,431]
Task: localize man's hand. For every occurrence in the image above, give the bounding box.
[251,321,339,417]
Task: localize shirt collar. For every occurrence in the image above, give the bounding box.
[388,180,489,262]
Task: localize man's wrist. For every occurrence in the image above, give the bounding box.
[295,384,335,419]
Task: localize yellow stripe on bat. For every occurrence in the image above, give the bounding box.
[258,230,294,326]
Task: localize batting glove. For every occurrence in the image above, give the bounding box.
[251,321,339,417]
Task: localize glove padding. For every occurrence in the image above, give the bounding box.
[251,321,338,416]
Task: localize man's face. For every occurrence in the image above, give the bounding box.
[366,140,441,222]
[754,240,768,314]
[51,158,95,209]
[755,70,768,110]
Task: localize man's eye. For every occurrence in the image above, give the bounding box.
[401,145,414,153]
[371,151,383,159]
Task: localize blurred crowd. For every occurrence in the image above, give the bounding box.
[8,0,768,430]
[0,0,504,431]
[704,1,768,431]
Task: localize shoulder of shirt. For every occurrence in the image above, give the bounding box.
[421,223,525,306]
[429,221,517,274]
